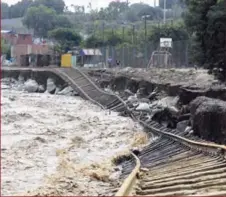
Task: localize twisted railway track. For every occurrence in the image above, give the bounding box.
[2,66,128,112]
[3,67,226,196]
[117,115,226,196]
[53,68,130,112]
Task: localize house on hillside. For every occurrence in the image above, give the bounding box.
[11,34,53,65]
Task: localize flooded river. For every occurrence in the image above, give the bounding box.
[1,83,146,196]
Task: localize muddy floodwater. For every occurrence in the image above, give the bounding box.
[1,87,145,196]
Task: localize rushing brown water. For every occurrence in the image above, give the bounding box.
[1,85,146,196]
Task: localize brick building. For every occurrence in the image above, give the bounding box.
[1,30,17,45]
[10,34,52,64]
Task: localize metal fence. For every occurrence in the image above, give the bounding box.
[98,40,191,68]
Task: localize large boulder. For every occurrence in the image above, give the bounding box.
[57,86,78,96]
[24,79,39,93]
[38,85,45,93]
[18,74,25,84]
[190,96,226,144]
[46,78,56,94]
[148,97,179,128]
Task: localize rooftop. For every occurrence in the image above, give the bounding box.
[80,49,102,56]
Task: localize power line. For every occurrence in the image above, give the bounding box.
[163,0,166,24]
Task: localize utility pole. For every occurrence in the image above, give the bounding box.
[102,22,105,43]
[163,0,166,24]
[143,15,149,67]
[122,26,125,41]
[144,16,147,43]
[132,25,135,44]
[171,19,173,27]
[93,25,95,37]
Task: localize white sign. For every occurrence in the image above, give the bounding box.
[160,38,172,48]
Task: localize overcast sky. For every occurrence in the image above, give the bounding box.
[2,0,159,10]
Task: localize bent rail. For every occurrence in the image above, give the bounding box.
[66,68,226,196]
[140,120,226,154]
[53,68,106,110]
[73,68,130,111]
[115,117,226,196]
[55,68,131,114]
[115,152,141,196]
[3,67,226,196]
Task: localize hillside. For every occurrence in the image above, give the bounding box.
[1,17,33,34]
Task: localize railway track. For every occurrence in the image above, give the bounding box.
[117,115,226,196]
[3,67,226,196]
[2,67,128,112]
[53,68,129,112]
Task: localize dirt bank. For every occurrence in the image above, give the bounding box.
[87,68,226,144]
[87,68,226,103]
[88,67,216,89]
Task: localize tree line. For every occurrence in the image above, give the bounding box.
[183,0,226,79]
[1,0,186,52]
[1,0,65,19]
[2,0,226,80]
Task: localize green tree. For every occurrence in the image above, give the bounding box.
[106,34,123,46]
[99,1,128,20]
[183,0,218,65]
[148,23,189,43]
[55,15,72,28]
[31,0,65,13]
[1,39,7,54]
[85,27,134,47]
[23,5,58,37]
[159,0,184,9]
[85,36,104,48]
[124,10,139,22]
[184,0,226,79]
[71,5,85,13]
[1,39,10,58]
[98,8,108,20]
[205,1,226,79]
[9,0,33,18]
[108,1,128,17]
[137,6,162,20]
[130,3,151,14]
[1,0,65,19]
[48,28,82,52]
[1,2,10,19]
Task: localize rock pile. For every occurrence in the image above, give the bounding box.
[46,78,56,94]
[1,77,78,97]
[124,87,180,128]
